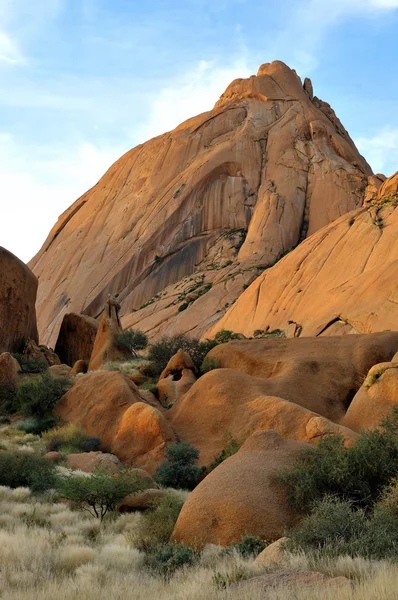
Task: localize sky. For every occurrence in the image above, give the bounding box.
[1,0,398,262]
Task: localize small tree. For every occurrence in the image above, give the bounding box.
[57,468,146,521]
[115,329,148,358]
[13,374,71,418]
[214,329,240,344]
[155,442,204,490]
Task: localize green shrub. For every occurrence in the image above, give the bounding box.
[214,329,240,344]
[278,408,398,513]
[13,374,72,418]
[139,382,158,395]
[12,353,48,374]
[133,492,186,550]
[178,302,189,312]
[200,356,221,374]
[155,443,204,490]
[289,496,398,560]
[43,423,100,454]
[144,543,195,579]
[253,328,286,339]
[114,329,148,358]
[145,334,217,378]
[225,535,267,558]
[209,435,242,471]
[56,468,146,521]
[0,451,56,492]
[16,416,58,435]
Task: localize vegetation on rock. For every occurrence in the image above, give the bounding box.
[155,442,204,490]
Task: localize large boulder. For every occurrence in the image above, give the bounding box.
[54,313,99,366]
[202,333,398,422]
[0,352,20,404]
[55,371,172,472]
[30,61,371,348]
[168,368,358,466]
[157,350,197,406]
[88,296,131,371]
[342,361,398,432]
[208,171,398,339]
[171,430,307,548]
[0,247,38,353]
[64,451,123,473]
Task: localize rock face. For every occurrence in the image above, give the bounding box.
[168,368,358,466]
[88,296,130,371]
[157,350,197,406]
[343,361,398,432]
[54,371,173,472]
[0,247,38,353]
[54,313,99,366]
[30,61,371,348]
[0,352,20,403]
[171,430,306,548]
[208,171,398,338]
[64,451,124,473]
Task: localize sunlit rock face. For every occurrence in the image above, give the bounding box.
[30,60,371,346]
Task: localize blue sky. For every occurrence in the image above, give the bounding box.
[1,0,398,262]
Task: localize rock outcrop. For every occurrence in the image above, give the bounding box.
[157,350,197,406]
[54,371,173,472]
[208,171,398,338]
[30,61,371,347]
[171,430,306,548]
[54,313,99,366]
[0,247,38,353]
[88,296,130,371]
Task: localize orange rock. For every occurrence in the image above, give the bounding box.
[22,338,60,366]
[48,364,72,379]
[171,430,307,547]
[168,368,358,466]
[55,313,98,366]
[342,361,398,432]
[255,537,290,565]
[117,488,167,512]
[159,350,196,379]
[64,451,123,473]
[0,247,38,353]
[157,368,197,407]
[55,371,170,472]
[88,296,131,371]
[208,172,398,339]
[70,359,87,377]
[0,352,20,386]
[30,62,370,347]
[202,334,398,422]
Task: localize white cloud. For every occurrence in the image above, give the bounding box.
[137,58,252,142]
[355,127,398,175]
[0,31,23,64]
[0,133,125,262]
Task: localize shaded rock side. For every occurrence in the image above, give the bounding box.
[54,371,173,472]
[208,171,398,339]
[0,247,38,353]
[171,430,307,548]
[55,313,99,366]
[30,61,371,347]
[88,296,131,371]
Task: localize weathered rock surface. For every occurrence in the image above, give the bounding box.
[70,359,87,377]
[0,247,38,353]
[64,451,123,473]
[54,371,170,472]
[171,430,306,547]
[203,333,398,421]
[157,350,197,406]
[168,368,358,466]
[0,352,20,403]
[255,537,290,566]
[343,361,398,432]
[54,313,98,366]
[23,338,61,366]
[88,296,130,371]
[30,61,371,347]
[208,171,398,338]
[48,364,72,379]
[117,488,167,512]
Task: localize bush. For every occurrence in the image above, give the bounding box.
[114,329,148,358]
[289,495,398,560]
[0,451,56,492]
[12,353,48,374]
[214,330,240,344]
[278,408,398,513]
[43,423,101,454]
[16,416,58,435]
[209,435,242,471]
[144,543,195,579]
[155,442,204,490]
[145,334,217,378]
[13,374,72,418]
[201,356,221,374]
[225,535,267,558]
[133,493,186,550]
[56,468,146,521]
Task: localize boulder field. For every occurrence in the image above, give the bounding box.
[29,60,371,347]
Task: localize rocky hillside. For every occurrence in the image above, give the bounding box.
[208,171,398,338]
[30,61,372,347]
